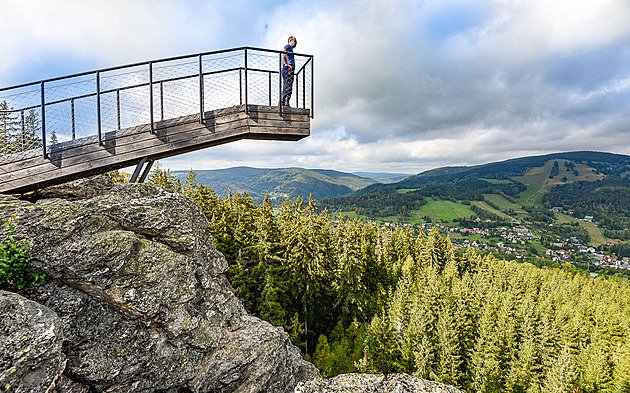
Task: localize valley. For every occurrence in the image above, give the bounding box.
[162,151,630,277]
[319,151,630,277]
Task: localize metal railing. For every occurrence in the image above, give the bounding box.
[0,47,313,162]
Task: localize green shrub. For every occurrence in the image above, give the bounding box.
[0,217,44,290]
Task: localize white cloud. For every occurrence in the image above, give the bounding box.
[2,0,630,174]
[0,0,270,84]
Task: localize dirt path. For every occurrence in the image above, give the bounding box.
[443,201,463,218]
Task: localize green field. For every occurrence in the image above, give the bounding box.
[332,211,408,225]
[331,211,362,220]
[511,161,555,206]
[581,222,606,246]
[555,213,607,246]
[479,178,513,184]
[396,188,418,194]
[471,200,513,220]
[482,194,525,213]
[414,198,476,223]
[448,232,485,241]
[528,239,547,254]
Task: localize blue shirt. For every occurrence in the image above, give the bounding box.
[284,44,295,67]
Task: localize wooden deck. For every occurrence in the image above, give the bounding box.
[0,105,310,194]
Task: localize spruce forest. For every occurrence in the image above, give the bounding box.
[136,168,630,393]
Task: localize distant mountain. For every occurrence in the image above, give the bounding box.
[352,172,411,184]
[354,151,630,196]
[319,151,630,229]
[173,167,379,202]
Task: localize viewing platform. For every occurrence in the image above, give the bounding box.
[0,47,313,194]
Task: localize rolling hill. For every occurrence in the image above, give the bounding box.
[318,151,630,234]
[172,167,380,202]
[355,151,630,196]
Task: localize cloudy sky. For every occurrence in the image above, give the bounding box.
[1,0,629,175]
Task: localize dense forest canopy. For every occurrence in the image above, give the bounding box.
[129,168,630,393]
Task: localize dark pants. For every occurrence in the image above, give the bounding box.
[281,66,294,106]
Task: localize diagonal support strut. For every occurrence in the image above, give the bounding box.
[130,157,154,183]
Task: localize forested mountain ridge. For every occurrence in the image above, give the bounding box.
[354,151,630,195]
[320,151,630,231]
[172,167,379,202]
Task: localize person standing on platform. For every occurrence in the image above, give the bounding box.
[281,36,297,107]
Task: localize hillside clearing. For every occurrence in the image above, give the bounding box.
[555,213,607,246]
[415,198,476,223]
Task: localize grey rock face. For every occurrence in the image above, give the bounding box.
[27,175,116,201]
[295,373,465,393]
[1,177,317,392]
[0,290,66,393]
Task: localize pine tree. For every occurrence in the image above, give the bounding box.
[0,101,19,155]
[334,218,370,323]
[434,298,463,385]
[542,346,577,393]
[612,336,630,392]
[420,227,448,272]
[364,312,403,374]
[49,128,58,145]
[470,291,506,392]
[22,109,42,151]
[148,162,182,192]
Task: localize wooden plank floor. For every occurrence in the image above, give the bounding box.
[0,105,310,194]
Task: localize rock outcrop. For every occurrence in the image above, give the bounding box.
[0,177,316,392]
[295,373,464,393]
[0,290,66,393]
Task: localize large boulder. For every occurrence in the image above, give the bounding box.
[0,290,66,393]
[295,373,464,393]
[0,177,316,392]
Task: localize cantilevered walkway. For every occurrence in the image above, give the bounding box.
[0,47,313,194]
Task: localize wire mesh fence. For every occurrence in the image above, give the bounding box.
[0,47,313,163]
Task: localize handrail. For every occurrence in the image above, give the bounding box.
[1,66,278,113]
[0,46,313,92]
[0,46,314,161]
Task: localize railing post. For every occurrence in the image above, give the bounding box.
[311,56,314,118]
[303,67,306,109]
[96,71,102,145]
[41,81,47,158]
[116,89,121,130]
[160,81,164,121]
[199,54,204,124]
[239,69,242,105]
[149,62,154,133]
[20,110,25,150]
[268,71,272,106]
[295,69,299,108]
[71,99,76,140]
[244,48,248,114]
